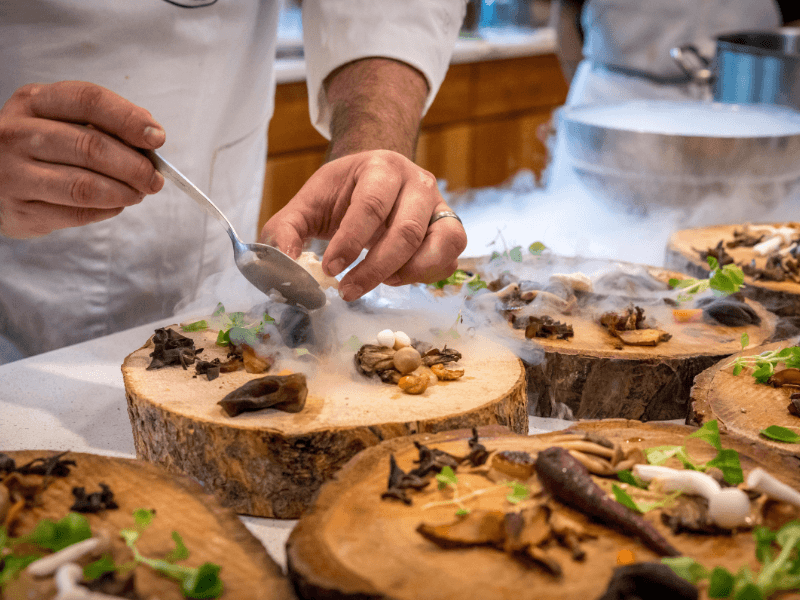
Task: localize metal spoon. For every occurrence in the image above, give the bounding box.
[145,149,327,310]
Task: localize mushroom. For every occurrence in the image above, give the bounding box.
[28,533,111,577]
[393,331,412,349]
[393,346,422,375]
[52,562,126,600]
[430,363,464,380]
[398,374,428,394]
[632,465,750,529]
[217,373,307,416]
[376,329,395,348]
[491,451,536,481]
[746,468,800,509]
[549,272,593,293]
[417,510,507,548]
[767,368,800,389]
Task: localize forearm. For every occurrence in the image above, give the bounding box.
[553,0,586,84]
[323,57,429,162]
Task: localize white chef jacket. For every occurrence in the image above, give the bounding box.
[568,0,781,106]
[0,0,465,358]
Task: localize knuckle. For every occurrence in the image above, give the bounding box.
[394,218,427,250]
[11,83,40,105]
[69,173,101,206]
[357,193,390,224]
[73,207,99,228]
[416,168,437,190]
[74,129,106,165]
[75,84,105,114]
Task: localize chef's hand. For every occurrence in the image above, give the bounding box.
[0,81,165,238]
[260,149,467,301]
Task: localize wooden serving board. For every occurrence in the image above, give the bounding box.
[691,340,800,454]
[286,422,800,600]
[1,451,294,600]
[665,223,800,321]
[458,255,776,420]
[123,328,527,519]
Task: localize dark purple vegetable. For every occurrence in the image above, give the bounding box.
[535,447,680,557]
[596,563,698,600]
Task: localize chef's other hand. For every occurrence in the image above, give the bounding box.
[0,81,165,238]
[260,149,467,302]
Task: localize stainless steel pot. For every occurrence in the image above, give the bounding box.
[673,30,800,111]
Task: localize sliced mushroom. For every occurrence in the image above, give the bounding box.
[218,373,307,416]
[768,368,800,389]
[430,363,464,380]
[491,451,536,481]
[615,329,672,346]
[417,510,507,548]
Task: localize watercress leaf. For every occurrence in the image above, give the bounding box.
[752,363,774,384]
[490,251,502,262]
[636,491,682,514]
[611,484,642,513]
[262,313,276,325]
[759,425,800,444]
[344,335,362,353]
[733,363,744,376]
[83,555,118,581]
[227,326,256,347]
[227,312,245,327]
[466,276,488,292]
[0,553,40,586]
[644,445,683,466]
[455,508,471,516]
[166,531,190,563]
[662,556,709,584]
[616,470,649,489]
[508,246,523,262]
[670,278,698,290]
[181,562,224,599]
[707,256,720,271]
[741,332,749,349]
[784,348,800,370]
[775,521,800,549]
[28,512,92,552]
[753,526,777,563]
[215,329,230,347]
[133,508,155,529]
[706,449,744,485]
[687,420,722,451]
[734,582,763,600]
[212,303,225,317]
[708,566,736,598]
[436,465,458,490]
[528,241,546,255]
[506,482,530,505]
[120,528,139,547]
[711,271,737,295]
[181,320,208,332]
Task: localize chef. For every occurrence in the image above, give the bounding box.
[0,0,469,360]
[553,0,799,106]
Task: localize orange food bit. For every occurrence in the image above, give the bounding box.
[672,308,703,323]
[616,548,636,565]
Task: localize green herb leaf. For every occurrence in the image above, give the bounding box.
[133,508,155,529]
[644,445,684,466]
[528,241,546,255]
[752,362,774,384]
[466,276,488,292]
[212,303,225,317]
[760,425,800,444]
[505,482,530,505]
[490,251,503,262]
[181,320,208,332]
[455,508,470,516]
[662,556,709,584]
[166,532,190,563]
[741,332,749,349]
[344,335,362,352]
[753,525,777,563]
[215,329,230,347]
[611,484,642,513]
[181,562,224,599]
[436,466,458,490]
[708,566,735,598]
[733,363,744,376]
[706,449,744,485]
[25,512,92,552]
[616,470,649,489]
[687,420,722,452]
[734,582,764,600]
[0,554,40,586]
[707,256,720,271]
[83,555,118,581]
[227,326,257,347]
[508,246,523,262]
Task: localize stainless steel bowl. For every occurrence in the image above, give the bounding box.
[560,100,800,212]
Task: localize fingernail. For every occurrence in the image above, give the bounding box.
[150,170,164,193]
[338,284,363,302]
[144,125,165,146]
[384,275,402,286]
[327,258,347,277]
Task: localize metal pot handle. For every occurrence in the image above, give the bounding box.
[670,44,715,86]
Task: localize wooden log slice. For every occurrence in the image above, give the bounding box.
[286,422,800,600]
[458,255,776,420]
[690,340,800,454]
[1,450,294,600]
[665,223,800,321]
[122,328,526,519]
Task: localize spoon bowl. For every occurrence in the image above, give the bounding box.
[145,150,327,310]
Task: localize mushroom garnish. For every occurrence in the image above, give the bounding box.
[27,532,111,577]
[52,562,126,600]
[746,468,800,509]
[632,465,750,529]
[217,373,307,416]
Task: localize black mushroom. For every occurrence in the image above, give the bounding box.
[147,327,201,370]
[70,483,119,513]
[696,293,761,327]
[596,563,698,600]
[381,455,430,505]
[534,447,680,557]
[218,373,307,417]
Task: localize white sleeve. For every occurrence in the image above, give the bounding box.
[302,0,467,140]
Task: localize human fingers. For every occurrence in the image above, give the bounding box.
[321,153,404,280]
[15,81,166,149]
[383,210,467,285]
[21,120,163,195]
[335,169,438,300]
[259,206,313,260]
[0,197,125,238]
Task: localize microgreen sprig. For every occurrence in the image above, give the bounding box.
[668,257,745,303]
[728,346,800,383]
[423,466,532,515]
[431,269,488,292]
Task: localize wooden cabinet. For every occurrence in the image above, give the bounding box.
[259,53,568,229]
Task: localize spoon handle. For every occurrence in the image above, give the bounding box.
[143,149,242,246]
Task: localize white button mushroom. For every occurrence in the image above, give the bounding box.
[376,329,395,348]
[28,532,110,577]
[633,465,750,529]
[393,331,411,349]
[53,562,127,600]
[747,468,800,509]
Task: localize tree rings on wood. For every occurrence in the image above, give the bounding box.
[122,328,527,519]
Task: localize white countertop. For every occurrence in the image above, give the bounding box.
[0,313,572,573]
[275,26,557,84]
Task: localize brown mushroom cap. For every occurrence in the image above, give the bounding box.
[393,347,422,375]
